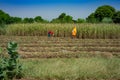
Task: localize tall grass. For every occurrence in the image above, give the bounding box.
[21,58,120,80]
[3,23,120,38]
[0,24,6,35]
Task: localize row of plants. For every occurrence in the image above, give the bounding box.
[0,36,119,43]
[0,37,119,79]
[0,36,119,58]
[0,23,119,39]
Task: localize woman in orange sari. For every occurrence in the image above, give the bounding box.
[72,26,77,38]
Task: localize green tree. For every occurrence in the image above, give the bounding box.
[112,11,120,23]
[51,13,73,23]
[9,17,22,23]
[102,17,113,23]
[51,18,60,23]
[77,18,86,23]
[58,13,66,23]
[34,16,43,22]
[23,18,34,23]
[58,13,66,19]
[0,10,11,24]
[95,5,115,22]
[34,16,49,23]
[86,13,98,23]
[65,15,73,23]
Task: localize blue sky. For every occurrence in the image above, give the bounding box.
[0,0,120,20]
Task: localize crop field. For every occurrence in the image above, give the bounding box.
[0,35,120,80]
[0,23,120,80]
[0,36,120,58]
[1,23,120,39]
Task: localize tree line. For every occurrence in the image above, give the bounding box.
[0,5,120,24]
[86,5,120,23]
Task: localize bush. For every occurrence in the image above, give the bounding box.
[0,42,23,80]
[102,17,113,23]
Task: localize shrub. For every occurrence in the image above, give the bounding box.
[102,17,113,23]
[0,42,23,80]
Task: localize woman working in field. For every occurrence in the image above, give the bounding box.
[72,26,77,38]
[48,30,54,37]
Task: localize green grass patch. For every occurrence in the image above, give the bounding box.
[21,58,120,80]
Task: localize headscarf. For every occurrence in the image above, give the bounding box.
[72,26,77,36]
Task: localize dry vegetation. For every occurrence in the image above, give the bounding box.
[0,36,120,58]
